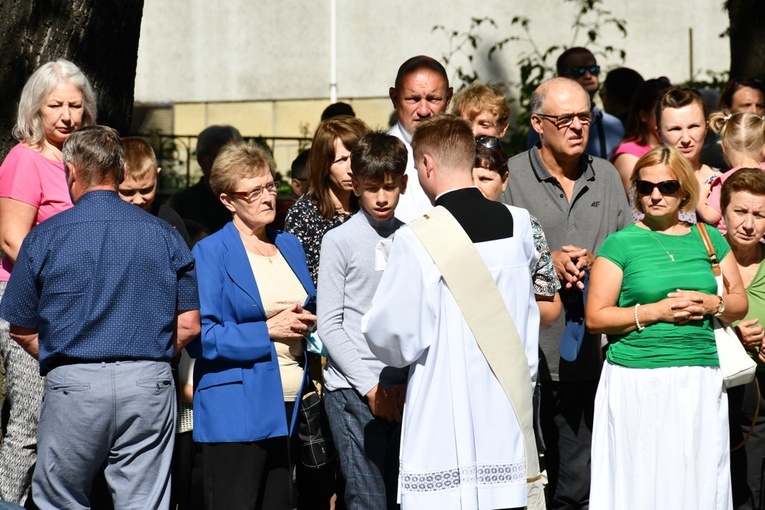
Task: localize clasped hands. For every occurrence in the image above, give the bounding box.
[552,245,594,291]
[266,302,317,341]
[659,290,716,324]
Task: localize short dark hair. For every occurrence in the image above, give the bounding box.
[721,168,765,214]
[623,77,672,144]
[474,143,509,177]
[394,55,449,91]
[321,102,356,121]
[351,131,407,182]
[603,67,644,108]
[291,149,310,180]
[556,47,595,76]
[719,78,765,113]
[62,126,124,188]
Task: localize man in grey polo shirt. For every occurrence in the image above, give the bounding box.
[502,77,630,509]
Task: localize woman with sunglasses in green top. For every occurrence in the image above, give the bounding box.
[586,146,748,509]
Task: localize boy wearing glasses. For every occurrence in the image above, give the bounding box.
[317,131,409,509]
[527,47,624,160]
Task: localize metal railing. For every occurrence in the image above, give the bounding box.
[134,133,312,191]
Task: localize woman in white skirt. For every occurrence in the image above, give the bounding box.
[585,146,748,510]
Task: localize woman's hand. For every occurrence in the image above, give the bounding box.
[665,290,718,323]
[736,318,764,350]
[267,302,317,342]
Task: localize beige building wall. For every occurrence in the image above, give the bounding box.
[164,97,393,184]
[134,0,730,187]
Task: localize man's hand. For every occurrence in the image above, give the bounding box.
[366,384,402,422]
[552,245,593,290]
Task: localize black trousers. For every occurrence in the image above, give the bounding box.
[202,437,292,510]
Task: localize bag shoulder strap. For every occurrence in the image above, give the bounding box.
[696,222,721,276]
[408,206,540,481]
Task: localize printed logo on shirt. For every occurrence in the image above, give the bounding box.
[591,201,601,208]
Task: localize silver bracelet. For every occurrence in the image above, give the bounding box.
[634,303,645,332]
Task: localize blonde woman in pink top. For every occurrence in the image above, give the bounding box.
[0,59,96,505]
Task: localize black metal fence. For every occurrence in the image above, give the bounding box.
[134,133,312,193]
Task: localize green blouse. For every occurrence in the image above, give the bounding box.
[734,248,765,369]
[597,223,730,369]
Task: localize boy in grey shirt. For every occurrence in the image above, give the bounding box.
[318,131,409,509]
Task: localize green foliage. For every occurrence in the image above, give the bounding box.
[684,69,730,94]
[434,0,628,155]
[432,17,498,88]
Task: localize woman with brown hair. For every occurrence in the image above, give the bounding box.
[285,115,369,284]
[656,86,722,219]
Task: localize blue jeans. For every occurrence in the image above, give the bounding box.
[33,361,175,510]
[324,388,400,510]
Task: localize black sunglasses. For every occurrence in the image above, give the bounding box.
[476,135,502,150]
[564,65,600,78]
[635,180,681,195]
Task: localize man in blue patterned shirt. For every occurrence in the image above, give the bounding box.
[0,126,200,510]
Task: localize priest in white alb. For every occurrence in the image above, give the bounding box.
[362,114,550,510]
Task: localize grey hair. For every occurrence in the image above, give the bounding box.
[62,126,124,188]
[13,59,97,146]
[530,77,591,115]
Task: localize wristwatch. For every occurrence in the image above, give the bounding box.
[714,296,725,317]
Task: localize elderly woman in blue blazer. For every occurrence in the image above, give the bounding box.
[188,142,316,510]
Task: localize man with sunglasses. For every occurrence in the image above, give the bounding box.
[503,77,630,510]
[526,47,624,160]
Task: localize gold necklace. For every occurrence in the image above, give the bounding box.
[652,231,682,262]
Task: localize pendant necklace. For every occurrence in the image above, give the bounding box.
[251,243,277,264]
[652,231,681,262]
[236,224,277,264]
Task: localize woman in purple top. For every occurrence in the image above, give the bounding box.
[0,59,96,505]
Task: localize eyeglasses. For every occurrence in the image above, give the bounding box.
[635,180,681,195]
[230,181,281,203]
[535,111,593,128]
[476,135,502,150]
[564,65,600,78]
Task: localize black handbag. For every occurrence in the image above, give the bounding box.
[297,389,337,468]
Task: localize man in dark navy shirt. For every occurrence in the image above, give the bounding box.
[0,126,200,510]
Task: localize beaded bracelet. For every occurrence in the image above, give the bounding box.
[634,303,645,332]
